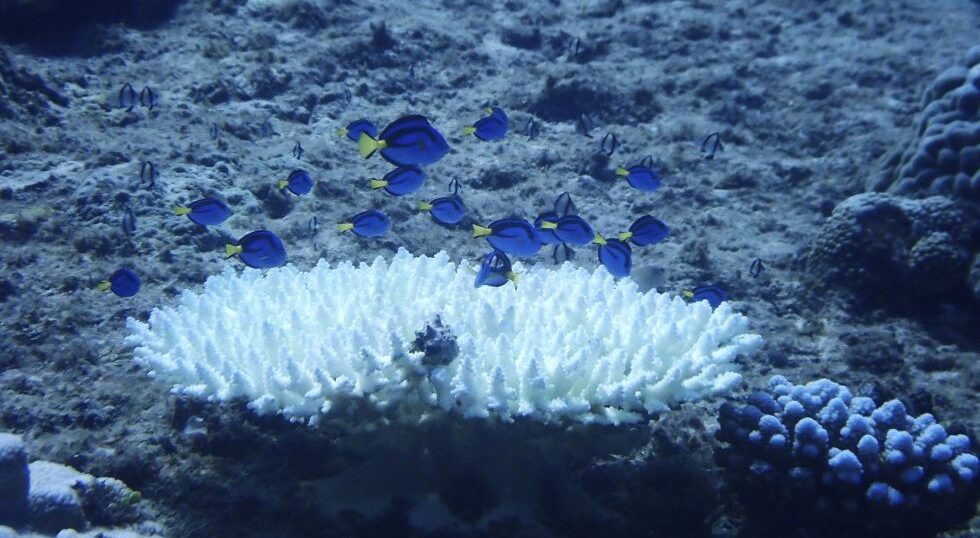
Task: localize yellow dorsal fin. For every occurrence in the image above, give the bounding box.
[592,233,607,245]
[472,224,491,238]
[618,231,632,241]
[507,272,520,288]
[463,126,477,136]
[540,221,558,230]
[419,201,433,211]
[370,179,388,190]
[337,222,354,233]
[224,244,242,258]
[277,179,290,189]
[97,280,111,292]
[173,206,191,216]
[615,167,629,176]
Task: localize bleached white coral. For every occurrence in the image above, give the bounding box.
[126,250,762,425]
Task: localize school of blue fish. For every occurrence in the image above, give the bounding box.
[102,108,729,309]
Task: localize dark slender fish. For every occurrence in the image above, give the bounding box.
[568,37,582,58]
[524,118,539,141]
[750,258,764,278]
[122,207,136,235]
[139,86,156,110]
[119,83,137,111]
[292,141,304,160]
[309,216,319,237]
[139,161,157,189]
[344,87,352,103]
[600,132,618,156]
[552,243,574,264]
[701,131,724,160]
[209,123,219,139]
[640,155,654,169]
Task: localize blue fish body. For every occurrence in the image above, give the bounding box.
[184,197,232,226]
[624,215,669,246]
[377,166,427,196]
[284,169,313,195]
[351,210,391,237]
[619,165,661,192]
[107,268,140,297]
[235,230,287,269]
[470,107,509,141]
[428,195,466,225]
[534,211,562,245]
[474,250,515,288]
[362,115,450,166]
[478,218,541,257]
[343,119,378,142]
[554,215,594,246]
[598,239,632,277]
[690,285,728,309]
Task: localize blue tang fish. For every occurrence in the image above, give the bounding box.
[616,165,661,192]
[619,215,669,246]
[225,230,286,269]
[371,166,427,196]
[537,215,594,246]
[474,250,519,288]
[337,119,378,142]
[338,209,390,238]
[593,234,632,277]
[278,169,313,196]
[173,197,232,226]
[472,218,541,257]
[535,192,578,245]
[420,195,466,225]
[684,285,728,309]
[464,107,508,141]
[99,268,140,297]
[358,115,450,166]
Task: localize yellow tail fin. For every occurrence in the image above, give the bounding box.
[507,272,520,288]
[539,221,558,230]
[615,167,629,176]
[472,224,491,238]
[336,127,348,138]
[173,206,191,216]
[277,179,290,189]
[337,223,354,233]
[618,231,632,241]
[97,280,111,292]
[463,126,477,136]
[419,201,433,211]
[225,244,242,258]
[370,179,388,190]
[358,133,383,159]
[592,233,607,245]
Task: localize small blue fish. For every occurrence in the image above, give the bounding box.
[99,268,140,297]
[750,258,764,278]
[337,119,378,142]
[173,197,232,226]
[358,115,450,166]
[593,234,631,277]
[338,209,390,238]
[464,107,508,141]
[472,218,541,257]
[537,215,594,246]
[684,284,728,309]
[225,230,287,269]
[371,166,426,196]
[420,195,466,225]
[616,165,661,192]
[619,215,669,246]
[474,250,519,288]
[278,169,314,196]
[534,211,561,245]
